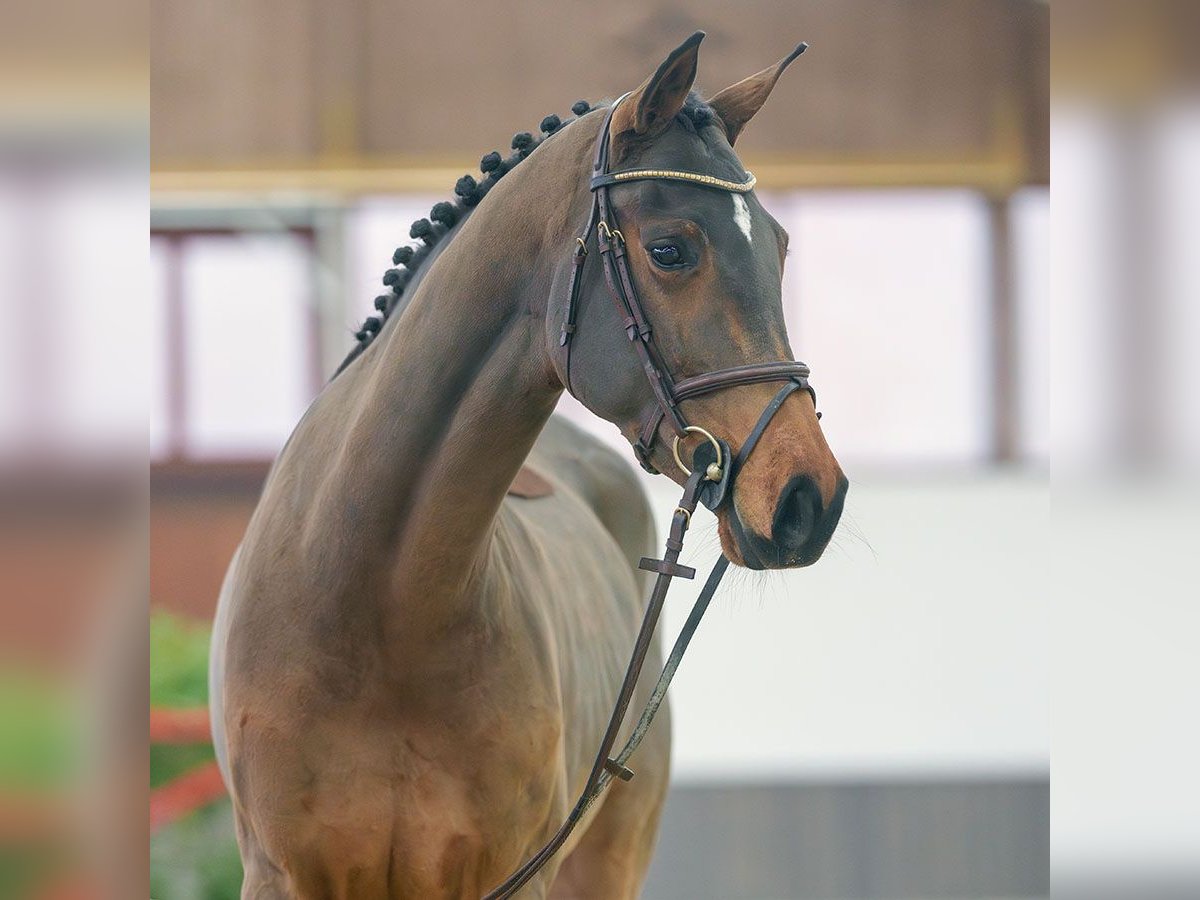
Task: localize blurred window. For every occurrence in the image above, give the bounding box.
[150,230,317,460]
[1051,110,1122,468]
[53,168,149,453]
[344,196,444,317]
[1013,187,1050,464]
[148,189,1051,469]
[0,175,23,451]
[779,190,992,468]
[1,167,147,460]
[149,240,171,459]
[1155,105,1200,468]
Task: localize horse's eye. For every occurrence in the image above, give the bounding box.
[649,244,685,269]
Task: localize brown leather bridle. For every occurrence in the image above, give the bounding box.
[558,94,816,480]
[484,97,820,899]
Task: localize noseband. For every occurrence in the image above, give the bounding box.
[485,98,821,899]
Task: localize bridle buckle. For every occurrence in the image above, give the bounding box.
[596,220,624,245]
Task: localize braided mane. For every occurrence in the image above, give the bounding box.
[332,92,716,379]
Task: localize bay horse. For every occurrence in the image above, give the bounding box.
[210,32,846,899]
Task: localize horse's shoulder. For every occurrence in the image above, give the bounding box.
[521,415,657,572]
[530,414,645,499]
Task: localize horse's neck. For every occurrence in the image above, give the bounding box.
[310,146,586,644]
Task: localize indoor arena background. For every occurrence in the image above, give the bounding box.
[2,1,1199,898]
[147,3,1051,897]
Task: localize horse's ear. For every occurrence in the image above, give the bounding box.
[708,42,808,145]
[611,31,705,141]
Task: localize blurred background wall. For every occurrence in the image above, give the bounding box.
[17,0,1200,897]
[145,1,1051,898]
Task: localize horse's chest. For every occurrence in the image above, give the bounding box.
[235,692,565,893]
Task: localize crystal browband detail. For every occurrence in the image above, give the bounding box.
[590,169,757,193]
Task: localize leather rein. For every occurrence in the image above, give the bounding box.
[483,98,818,899]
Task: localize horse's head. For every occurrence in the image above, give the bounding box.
[555,33,846,569]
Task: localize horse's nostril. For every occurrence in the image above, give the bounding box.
[772,476,823,553]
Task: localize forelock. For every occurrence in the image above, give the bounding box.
[676,90,715,132]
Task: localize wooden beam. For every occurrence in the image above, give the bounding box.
[151,154,1028,198]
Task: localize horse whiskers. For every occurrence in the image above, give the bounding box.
[831,508,875,562]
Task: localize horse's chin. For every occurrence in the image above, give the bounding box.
[716,510,765,570]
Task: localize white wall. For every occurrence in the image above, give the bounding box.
[638,469,1050,782]
[555,397,1048,782]
[654,471,1048,782]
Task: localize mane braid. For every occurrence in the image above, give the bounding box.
[330,91,717,379]
[330,99,599,379]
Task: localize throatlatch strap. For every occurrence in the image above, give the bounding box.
[559,196,600,397]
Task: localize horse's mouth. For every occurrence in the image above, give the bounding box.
[719,495,841,570]
[720,505,768,570]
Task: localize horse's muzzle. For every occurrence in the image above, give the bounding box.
[732,474,848,569]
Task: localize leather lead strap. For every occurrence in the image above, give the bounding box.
[607,554,730,773]
[483,472,705,900]
[484,379,804,899]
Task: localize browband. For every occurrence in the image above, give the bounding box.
[590,169,757,193]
